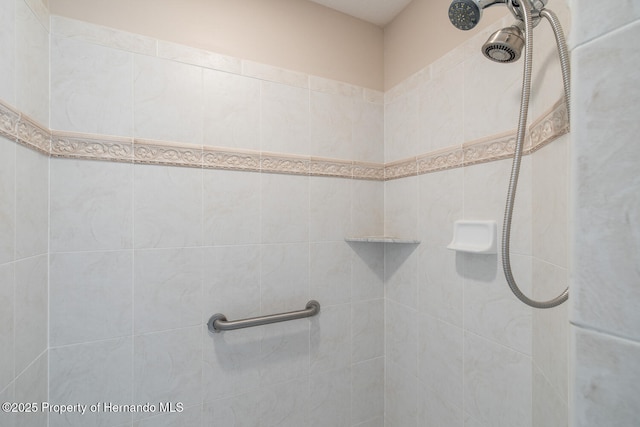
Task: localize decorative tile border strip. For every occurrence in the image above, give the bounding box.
[0,97,568,181]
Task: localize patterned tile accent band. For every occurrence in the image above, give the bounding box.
[1,97,568,181]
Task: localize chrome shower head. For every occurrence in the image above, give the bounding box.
[482,24,525,63]
[448,0,507,31]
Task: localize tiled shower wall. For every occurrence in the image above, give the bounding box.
[382,3,570,426]
[0,1,574,427]
[0,0,50,426]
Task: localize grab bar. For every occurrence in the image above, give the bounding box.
[207,300,320,333]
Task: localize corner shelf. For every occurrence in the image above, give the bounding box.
[345,236,420,244]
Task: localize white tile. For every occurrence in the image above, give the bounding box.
[203,169,260,246]
[385,300,418,376]
[351,358,384,425]
[351,299,384,363]
[202,69,260,150]
[158,40,241,74]
[15,145,48,259]
[463,252,532,355]
[384,243,418,309]
[571,0,640,47]
[350,242,384,302]
[310,89,353,159]
[203,245,261,323]
[384,176,418,239]
[258,377,309,427]
[134,55,203,144]
[532,366,567,427]
[309,242,351,306]
[384,91,418,163]
[418,314,463,411]
[0,138,15,264]
[50,250,133,346]
[0,383,16,427]
[15,0,49,126]
[50,158,133,252]
[384,361,418,427]
[134,164,202,249]
[134,327,202,408]
[532,259,568,400]
[49,338,133,427]
[418,167,464,247]
[14,351,47,427]
[134,247,202,334]
[134,403,201,427]
[259,320,309,387]
[351,179,383,238]
[572,327,640,427]
[308,368,350,427]
[418,62,464,153]
[203,325,261,401]
[532,134,569,267]
[0,0,15,104]
[260,174,308,244]
[50,35,134,136]
[417,377,464,427]
[202,391,260,427]
[353,98,383,163]
[464,333,532,427]
[309,304,351,375]
[572,20,640,341]
[309,176,351,242]
[260,243,309,316]
[260,80,309,155]
[13,255,47,375]
[418,244,463,327]
[0,263,14,391]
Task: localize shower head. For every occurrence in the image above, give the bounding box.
[482,23,525,63]
[448,0,507,31]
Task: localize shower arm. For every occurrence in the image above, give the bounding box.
[501,0,569,309]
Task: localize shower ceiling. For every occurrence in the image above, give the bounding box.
[307,0,413,26]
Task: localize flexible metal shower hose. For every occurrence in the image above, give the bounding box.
[502,1,570,308]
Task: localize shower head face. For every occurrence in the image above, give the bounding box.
[448,0,481,31]
[482,25,525,63]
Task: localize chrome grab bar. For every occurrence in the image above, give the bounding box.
[207,300,320,333]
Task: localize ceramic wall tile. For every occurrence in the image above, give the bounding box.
[384,243,418,309]
[50,250,133,346]
[260,80,309,155]
[50,35,133,136]
[572,327,640,427]
[418,62,464,154]
[202,391,261,427]
[134,164,202,249]
[50,158,133,252]
[15,0,48,126]
[260,173,309,244]
[310,242,351,306]
[14,351,47,427]
[134,247,202,334]
[384,361,418,427]
[418,165,463,247]
[133,327,202,408]
[309,176,351,242]
[0,383,15,427]
[49,338,133,427]
[351,298,384,363]
[532,366,567,427]
[0,0,15,105]
[134,404,202,427]
[384,176,417,238]
[384,92,418,163]
[310,304,351,375]
[260,243,310,315]
[157,40,241,74]
[464,333,532,427]
[0,137,15,264]
[385,300,418,377]
[14,144,48,259]
[202,245,261,323]
[571,0,640,47]
[463,252,532,355]
[259,321,310,387]
[310,89,353,159]
[258,377,309,427]
[350,242,384,302]
[0,263,14,391]
[532,133,568,267]
[417,377,464,427]
[572,20,640,342]
[308,368,351,427]
[350,179,383,237]
[353,98,383,164]
[134,55,203,145]
[13,255,47,375]
[351,358,384,425]
[203,69,260,150]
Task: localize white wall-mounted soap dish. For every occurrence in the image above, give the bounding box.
[447,220,497,254]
